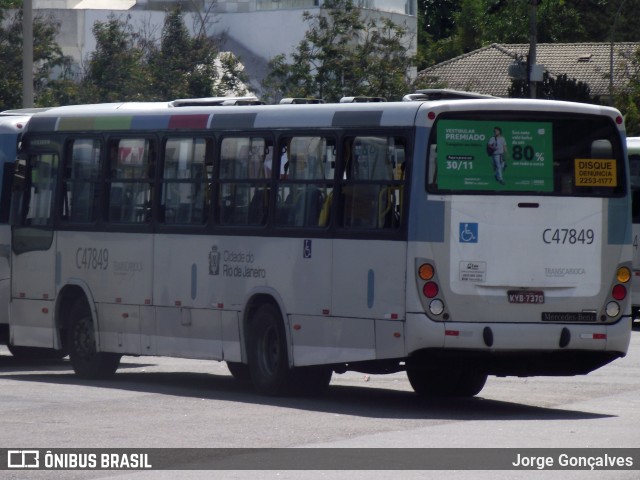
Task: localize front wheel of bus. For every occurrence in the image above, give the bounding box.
[406,367,487,398]
[67,299,121,379]
[247,304,292,395]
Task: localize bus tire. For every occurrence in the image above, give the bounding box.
[247,304,293,395]
[406,367,487,398]
[67,299,121,379]
[7,344,67,360]
[226,361,251,381]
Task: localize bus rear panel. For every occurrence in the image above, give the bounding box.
[406,102,631,377]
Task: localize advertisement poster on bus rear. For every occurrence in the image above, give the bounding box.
[436,120,553,191]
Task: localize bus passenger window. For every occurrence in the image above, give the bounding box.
[217,137,272,226]
[18,153,58,226]
[341,136,404,230]
[107,138,154,224]
[61,138,101,223]
[161,137,210,225]
[275,136,335,228]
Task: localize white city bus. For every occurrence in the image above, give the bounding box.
[7,94,633,397]
[628,136,640,321]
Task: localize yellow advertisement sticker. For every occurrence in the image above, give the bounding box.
[574,158,617,187]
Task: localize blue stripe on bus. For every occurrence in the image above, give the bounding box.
[191,264,198,300]
[608,196,631,245]
[131,115,171,130]
[367,269,375,308]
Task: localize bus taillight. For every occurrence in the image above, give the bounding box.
[423,282,439,298]
[612,284,627,301]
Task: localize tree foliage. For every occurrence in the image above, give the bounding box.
[508,72,596,103]
[81,7,248,103]
[0,8,73,110]
[614,46,640,135]
[82,15,150,103]
[0,5,248,108]
[262,0,415,102]
[418,0,640,69]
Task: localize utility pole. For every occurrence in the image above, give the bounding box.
[22,0,34,108]
[528,0,541,99]
[610,0,628,105]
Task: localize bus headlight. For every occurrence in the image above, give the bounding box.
[605,301,620,317]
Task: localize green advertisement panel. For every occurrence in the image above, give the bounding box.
[436,120,554,191]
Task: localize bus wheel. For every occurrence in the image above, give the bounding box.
[7,344,67,360]
[247,304,292,395]
[226,361,251,381]
[406,367,487,397]
[67,299,121,379]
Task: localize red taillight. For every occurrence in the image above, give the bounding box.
[423,282,439,298]
[612,284,627,300]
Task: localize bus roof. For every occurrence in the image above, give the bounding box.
[23,97,624,134]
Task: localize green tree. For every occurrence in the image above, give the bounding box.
[84,7,248,103]
[419,0,631,67]
[0,8,74,109]
[147,7,199,100]
[262,0,415,102]
[613,45,640,135]
[81,15,150,102]
[455,0,485,53]
[508,72,596,103]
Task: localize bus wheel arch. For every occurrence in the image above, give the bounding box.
[244,298,291,395]
[56,284,91,353]
[64,294,121,379]
[242,294,332,396]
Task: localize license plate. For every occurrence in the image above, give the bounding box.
[507,290,545,304]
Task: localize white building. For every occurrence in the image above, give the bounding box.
[30,0,418,95]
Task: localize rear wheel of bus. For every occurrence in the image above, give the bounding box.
[406,366,487,397]
[67,298,121,379]
[247,303,331,396]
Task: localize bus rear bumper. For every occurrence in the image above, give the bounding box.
[405,313,632,376]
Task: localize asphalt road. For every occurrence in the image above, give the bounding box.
[1,324,640,480]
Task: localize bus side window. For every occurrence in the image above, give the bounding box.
[13,152,59,226]
[341,136,404,230]
[160,137,210,225]
[61,138,101,223]
[107,138,154,224]
[218,137,272,226]
[275,136,334,228]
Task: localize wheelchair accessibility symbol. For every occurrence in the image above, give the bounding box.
[459,223,478,243]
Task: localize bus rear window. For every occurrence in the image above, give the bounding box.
[427,114,625,196]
